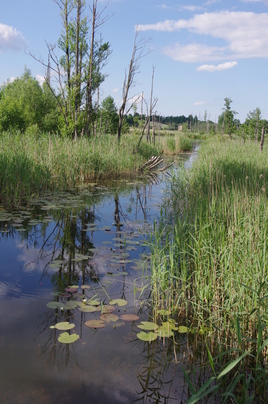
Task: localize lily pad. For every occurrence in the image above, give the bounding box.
[137,321,159,331]
[58,332,79,344]
[87,299,100,306]
[120,314,139,322]
[49,260,64,268]
[81,285,90,289]
[157,309,172,316]
[66,301,79,309]
[137,332,157,342]
[79,305,99,313]
[84,319,106,329]
[46,302,67,310]
[109,298,128,307]
[100,313,119,322]
[101,305,115,314]
[178,326,189,334]
[54,322,75,331]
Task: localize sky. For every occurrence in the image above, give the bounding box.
[1,0,268,123]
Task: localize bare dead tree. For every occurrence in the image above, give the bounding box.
[260,126,265,151]
[117,32,149,142]
[146,65,158,143]
[137,66,158,149]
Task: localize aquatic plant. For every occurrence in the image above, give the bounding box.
[0,131,161,208]
[150,138,268,400]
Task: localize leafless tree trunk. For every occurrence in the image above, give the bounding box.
[146,66,157,143]
[74,0,83,140]
[117,32,148,142]
[260,126,265,151]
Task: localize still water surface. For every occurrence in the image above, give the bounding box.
[0,152,197,403]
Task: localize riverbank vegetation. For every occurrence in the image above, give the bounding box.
[149,138,268,401]
[0,132,161,208]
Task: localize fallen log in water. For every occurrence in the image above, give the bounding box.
[139,156,174,184]
[139,156,173,173]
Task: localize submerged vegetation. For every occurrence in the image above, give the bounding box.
[150,138,268,401]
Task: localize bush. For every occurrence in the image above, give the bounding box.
[178,135,192,152]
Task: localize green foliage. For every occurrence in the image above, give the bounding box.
[150,138,268,401]
[178,135,192,152]
[221,97,238,138]
[167,136,176,152]
[100,96,118,134]
[0,132,161,208]
[0,68,59,133]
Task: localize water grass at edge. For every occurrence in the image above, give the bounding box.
[149,138,268,400]
[0,132,161,208]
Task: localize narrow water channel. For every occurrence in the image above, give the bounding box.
[0,151,197,404]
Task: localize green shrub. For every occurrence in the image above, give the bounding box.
[178,135,192,152]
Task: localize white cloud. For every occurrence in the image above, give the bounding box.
[181,5,204,12]
[136,11,268,62]
[163,43,227,62]
[197,61,238,71]
[36,74,45,86]
[0,23,26,53]
[193,101,206,106]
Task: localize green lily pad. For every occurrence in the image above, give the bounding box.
[137,321,159,331]
[137,332,157,342]
[109,298,128,307]
[178,326,189,334]
[81,285,90,289]
[68,285,79,289]
[79,305,98,313]
[100,313,119,322]
[120,314,139,322]
[157,309,172,316]
[58,332,79,344]
[54,322,75,331]
[87,299,100,306]
[49,260,64,268]
[156,326,174,338]
[84,319,106,329]
[66,301,79,309]
[46,302,67,310]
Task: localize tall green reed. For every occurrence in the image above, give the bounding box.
[0,131,160,207]
[149,138,268,400]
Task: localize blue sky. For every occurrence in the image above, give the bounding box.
[1,0,268,123]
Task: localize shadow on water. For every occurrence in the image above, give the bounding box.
[0,151,199,403]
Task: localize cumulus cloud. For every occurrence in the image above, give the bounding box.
[193,101,206,106]
[197,61,238,71]
[163,43,226,62]
[36,74,45,86]
[0,23,26,53]
[136,11,268,62]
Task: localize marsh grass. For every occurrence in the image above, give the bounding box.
[0,132,160,207]
[150,138,268,400]
[157,133,194,154]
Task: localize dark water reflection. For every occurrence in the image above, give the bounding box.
[0,152,197,403]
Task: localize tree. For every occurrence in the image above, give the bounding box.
[117,32,148,142]
[100,96,118,134]
[0,68,58,132]
[245,107,261,141]
[33,0,111,139]
[221,97,237,139]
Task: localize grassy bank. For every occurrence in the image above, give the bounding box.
[0,132,160,208]
[150,138,268,401]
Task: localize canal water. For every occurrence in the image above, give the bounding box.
[0,151,197,404]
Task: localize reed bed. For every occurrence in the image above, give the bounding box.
[0,131,160,207]
[150,138,268,400]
